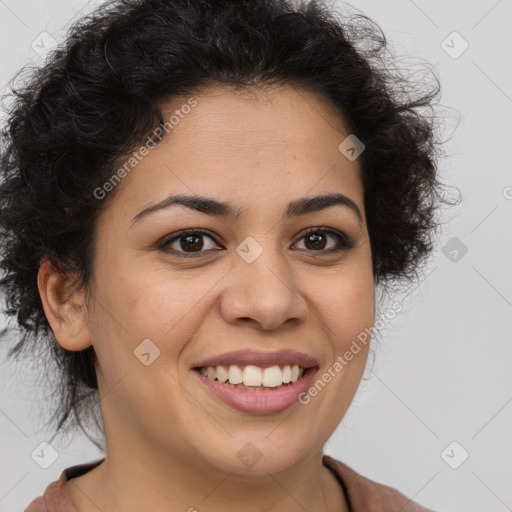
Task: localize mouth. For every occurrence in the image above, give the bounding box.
[192,364,319,414]
[193,363,310,391]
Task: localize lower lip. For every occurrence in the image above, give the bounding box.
[193,367,318,414]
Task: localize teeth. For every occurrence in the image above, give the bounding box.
[216,365,229,382]
[228,365,243,384]
[263,366,285,387]
[243,365,262,386]
[282,365,292,383]
[199,364,305,387]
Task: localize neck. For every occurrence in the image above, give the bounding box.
[66,445,348,512]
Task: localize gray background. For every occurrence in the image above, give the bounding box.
[0,1,511,511]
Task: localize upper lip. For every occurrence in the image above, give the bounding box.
[193,349,319,369]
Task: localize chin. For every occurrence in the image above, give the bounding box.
[199,435,312,476]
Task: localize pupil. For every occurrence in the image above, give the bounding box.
[306,233,325,250]
[182,234,203,252]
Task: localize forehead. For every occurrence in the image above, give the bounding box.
[164,84,354,152]
[102,85,364,225]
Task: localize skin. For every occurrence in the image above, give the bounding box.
[38,84,375,512]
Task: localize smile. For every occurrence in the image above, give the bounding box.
[197,364,305,390]
[193,365,318,414]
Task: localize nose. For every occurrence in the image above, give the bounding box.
[219,245,309,331]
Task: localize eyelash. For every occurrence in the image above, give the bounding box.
[159,227,355,258]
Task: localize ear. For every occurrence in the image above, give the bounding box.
[37,258,92,351]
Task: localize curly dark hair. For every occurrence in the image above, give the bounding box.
[0,0,457,449]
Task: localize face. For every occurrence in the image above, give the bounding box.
[78,85,375,475]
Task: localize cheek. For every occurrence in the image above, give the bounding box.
[310,267,375,345]
[88,242,221,376]
[103,265,206,330]
[87,275,200,420]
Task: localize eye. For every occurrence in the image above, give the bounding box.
[159,227,355,258]
[160,229,221,257]
[292,227,355,254]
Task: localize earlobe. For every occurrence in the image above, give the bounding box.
[37,258,92,351]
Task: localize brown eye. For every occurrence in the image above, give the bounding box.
[293,228,354,253]
[178,234,204,252]
[159,227,354,259]
[304,232,328,250]
[161,230,221,256]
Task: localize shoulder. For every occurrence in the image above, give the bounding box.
[24,495,47,512]
[24,459,104,512]
[323,455,438,512]
[23,475,66,512]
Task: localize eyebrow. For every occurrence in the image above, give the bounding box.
[131,192,363,226]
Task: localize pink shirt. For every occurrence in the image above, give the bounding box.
[24,455,437,511]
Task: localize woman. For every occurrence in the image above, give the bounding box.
[0,0,453,510]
